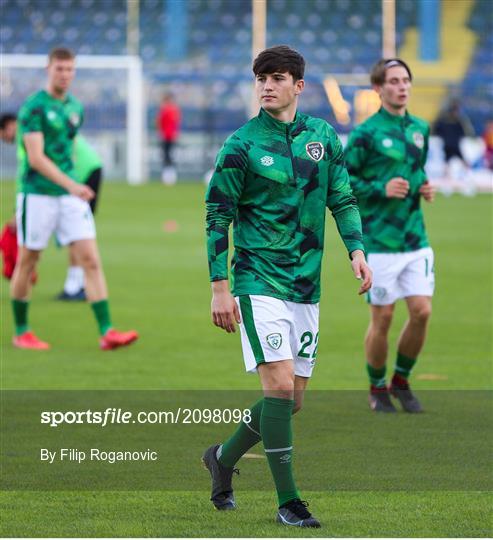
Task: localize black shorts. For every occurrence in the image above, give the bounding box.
[85,167,103,214]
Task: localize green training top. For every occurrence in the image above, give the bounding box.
[15,135,101,193]
[17,89,84,196]
[206,108,365,304]
[73,135,102,184]
[15,143,27,194]
[344,107,430,254]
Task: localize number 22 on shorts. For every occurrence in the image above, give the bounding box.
[298,331,318,358]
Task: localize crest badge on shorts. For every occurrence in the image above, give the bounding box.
[306,142,324,162]
[372,287,387,300]
[266,333,282,350]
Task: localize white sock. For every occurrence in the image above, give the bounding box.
[161,166,177,185]
[64,266,84,294]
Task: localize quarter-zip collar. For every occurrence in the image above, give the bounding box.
[258,107,299,134]
[378,106,410,126]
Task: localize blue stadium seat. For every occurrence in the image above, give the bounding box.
[458,0,493,133]
[1,0,489,134]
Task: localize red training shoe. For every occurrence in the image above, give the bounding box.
[13,331,50,350]
[100,329,139,351]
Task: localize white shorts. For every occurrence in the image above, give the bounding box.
[16,193,96,250]
[367,247,435,305]
[236,295,319,378]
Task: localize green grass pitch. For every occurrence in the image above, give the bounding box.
[0,181,491,537]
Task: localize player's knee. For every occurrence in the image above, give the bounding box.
[18,249,40,271]
[79,252,100,272]
[268,386,295,400]
[264,378,295,399]
[410,304,432,325]
[260,360,295,397]
[373,309,394,333]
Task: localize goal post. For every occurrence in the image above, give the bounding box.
[250,0,267,118]
[0,53,146,184]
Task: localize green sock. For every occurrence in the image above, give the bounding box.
[91,300,112,336]
[395,352,417,379]
[12,299,29,335]
[260,397,299,507]
[218,399,263,467]
[367,363,386,387]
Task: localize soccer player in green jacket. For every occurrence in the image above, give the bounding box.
[345,59,436,413]
[203,46,372,528]
[10,47,138,351]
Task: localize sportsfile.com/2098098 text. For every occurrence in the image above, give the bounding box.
[40,408,252,427]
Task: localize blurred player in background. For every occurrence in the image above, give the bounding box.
[483,120,493,170]
[156,92,181,185]
[10,47,138,351]
[57,134,103,300]
[0,113,103,300]
[203,45,371,527]
[0,112,17,143]
[345,59,435,413]
[433,98,475,167]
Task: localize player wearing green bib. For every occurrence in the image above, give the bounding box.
[203,46,372,528]
[345,59,436,413]
[74,135,102,189]
[10,47,137,351]
[58,135,104,300]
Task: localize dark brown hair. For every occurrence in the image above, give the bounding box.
[48,47,75,63]
[0,113,16,130]
[253,45,305,81]
[370,58,413,86]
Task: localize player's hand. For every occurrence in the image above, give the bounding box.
[69,182,95,202]
[419,180,435,202]
[385,177,409,199]
[211,284,241,333]
[350,250,372,295]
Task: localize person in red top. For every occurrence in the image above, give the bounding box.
[483,121,493,170]
[156,93,181,185]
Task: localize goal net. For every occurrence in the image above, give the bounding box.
[0,54,146,184]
